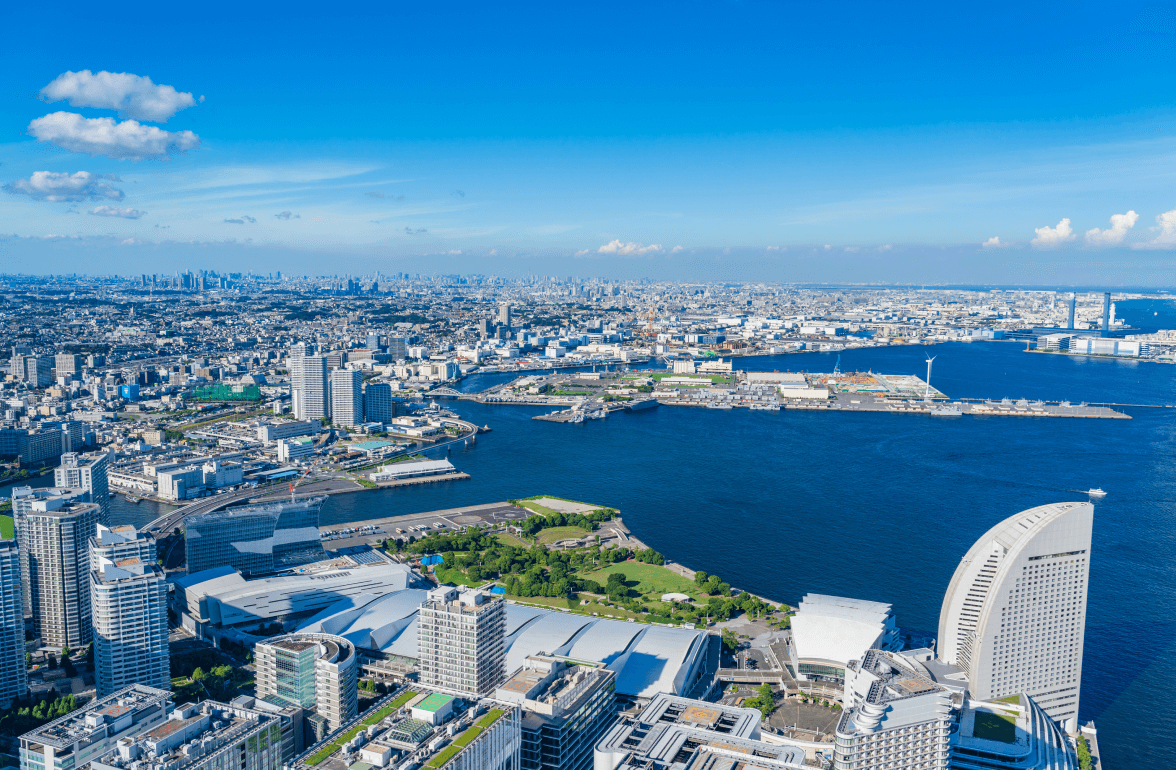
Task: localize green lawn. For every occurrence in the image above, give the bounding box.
[494,532,532,548]
[425,710,505,769]
[0,516,13,540]
[579,561,700,600]
[517,500,561,517]
[536,526,590,545]
[433,565,472,586]
[505,594,575,610]
[972,711,1016,744]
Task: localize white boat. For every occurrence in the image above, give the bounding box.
[931,405,962,417]
[707,402,733,410]
[1087,488,1107,498]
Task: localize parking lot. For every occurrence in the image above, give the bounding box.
[320,501,534,550]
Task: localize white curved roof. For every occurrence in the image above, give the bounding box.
[298,588,427,651]
[609,625,708,698]
[505,604,548,635]
[555,618,644,665]
[792,594,897,667]
[503,611,595,673]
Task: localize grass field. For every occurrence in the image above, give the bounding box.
[579,561,700,600]
[433,565,472,586]
[505,594,573,609]
[972,711,1016,744]
[0,516,12,540]
[517,500,561,517]
[536,526,590,545]
[494,532,533,548]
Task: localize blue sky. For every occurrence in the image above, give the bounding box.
[3,0,1176,283]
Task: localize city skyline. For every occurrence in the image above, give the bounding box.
[4,2,1176,283]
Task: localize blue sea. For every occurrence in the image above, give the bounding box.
[8,303,1172,768]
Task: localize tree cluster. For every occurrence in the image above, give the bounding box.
[516,507,616,535]
[0,693,80,737]
[744,683,776,718]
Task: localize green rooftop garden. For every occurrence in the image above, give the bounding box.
[424,709,506,770]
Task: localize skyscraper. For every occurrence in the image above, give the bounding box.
[0,540,27,702]
[363,382,395,423]
[938,501,1092,730]
[54,353,83,378]
[498,303,512,326]
[55,452,110,524]
[289,352,329,421]
[15,500,100,648]
[418,586,507,696]
[329,368,363,427]
[89,525,168,696]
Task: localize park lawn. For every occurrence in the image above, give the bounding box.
[517,500,561,517]
[494,532,532,548]
[579,561,701,601]
[536,526,590,545]
[0,515,13,539]
[433,565,472,586]
[506,594,576,610]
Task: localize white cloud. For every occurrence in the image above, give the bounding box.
[844,246,859,253]
[765,245,780,251]
[120,238,141,245]
[1085,210,1138,246]
[671,245,684,253]
[982,236,1005,248]
[596,239,663,255]
[3,171,123,202]
[90,205,145,219]
[448,250,462,255]
[878,244,892,251]
[1132,209,1176,250]
[575,249,590,256]
[274,211,300,220]
[41,70,197,122]
[823,244,831,251]
[1030,218,1076,249]
[488,249,497,256]
[28,112,200,160]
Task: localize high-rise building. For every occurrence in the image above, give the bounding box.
[54,353,83,378]
[939,501,1092,730]
[386,335,408,359]
[21,356,53,388]
[0,540,27,703]
[55,451,110,524]
[495,655,615,770]
[90,525,169,696]
[254,633,357,738]
[17,685,173,770]
[418,586,507,696]
[499,303,512,326]
[363,382,396,423]
[289,352,328,421]
[185,497,326,576]
[833,649,954,770]
[15,499,100,648]
[329,368,363,427]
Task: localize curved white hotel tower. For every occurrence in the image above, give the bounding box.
[939,501,1092,731]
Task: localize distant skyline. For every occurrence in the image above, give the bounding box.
[4,1,1176,283]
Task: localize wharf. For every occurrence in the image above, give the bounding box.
[655,393,1131,419]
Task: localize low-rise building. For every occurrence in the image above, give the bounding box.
[18,685,173,770]
[277,437,317,463]
[369,458,456,481]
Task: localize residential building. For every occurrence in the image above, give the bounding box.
[17,685,172,770]
[789,593,901,683]
[55,353,83,377]
[289,353,328,421]
[833,649,955,770]
[499,304,512,326]
[363,382,396,423]
[22,356,54,388]
[90,525,169,696]
[386,335,407,359]
[329,368,363,427]
[938,502,1092,730]
[55,452,111,524]
[418,586,507,696]
[15,498,99,648]
[88,700,286,770]
[0,540,27,703]
[254,633,357,739]
[185,497,326,576]
[495,655,615,770]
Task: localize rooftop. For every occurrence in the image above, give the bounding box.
[414,693,454,713]
[22,685,172,748]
